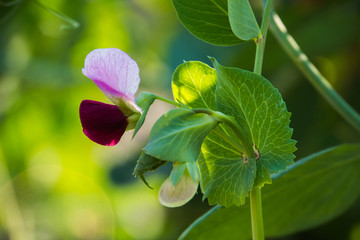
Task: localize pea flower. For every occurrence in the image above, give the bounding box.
[158,162,199,207]
[79,48,141,146]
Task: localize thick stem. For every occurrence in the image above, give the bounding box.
[254,0,273,74]
[253,34,264,74]
[250,187,265,240]
[250,1,273,239]
[267,8,360,132]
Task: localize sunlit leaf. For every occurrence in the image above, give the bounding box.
[172,61,217,109]
[180,143,360,239]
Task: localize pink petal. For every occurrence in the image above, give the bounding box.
[79,100,128,146]
[82,48,140,102]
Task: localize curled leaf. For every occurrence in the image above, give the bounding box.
[133,153,167,189]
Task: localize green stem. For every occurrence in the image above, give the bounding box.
[251,1,273,239]
[267,8,360,132]
[253,33,264,74]
[137,91,182,108]
[254,0,273,74]
[250,187,265,240]
[154,94,182,107]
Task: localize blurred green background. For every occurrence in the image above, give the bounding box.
[0,0,359,239]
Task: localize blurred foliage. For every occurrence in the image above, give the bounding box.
[0,0,359,239]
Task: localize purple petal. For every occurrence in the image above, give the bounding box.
[82,48,140,102]
[79,100,128,146]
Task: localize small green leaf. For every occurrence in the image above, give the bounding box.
[134,92,157,137]
[180,143,360,240]
[172,0,243,45]
[186,161,199,183]
[211,58,296,188]
[144,108,218,162]
[133,153,167,176]
[228,0,261,41]
[172,61,217,109]
[170,162,187,186]
[133,153,167,188]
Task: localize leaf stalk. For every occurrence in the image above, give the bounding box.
[250,0,274,239]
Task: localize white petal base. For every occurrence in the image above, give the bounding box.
[158,172,198,208]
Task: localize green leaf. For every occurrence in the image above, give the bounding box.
[186,161,199,183]
[180,143,360,240]
[199,136,257,206]
[144,108,218,162]
[133,153,167,188]
[171,60,253,206]
[172,61,217,109]
[134,92,157,137]
[171,60,245,155]
[171,59,295,206]
[133,153,167,176]
[170,162,187,186]
[171,60,245,154]
[228,0,261,41]
[172,0,243,46]
[212,58,296,188]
